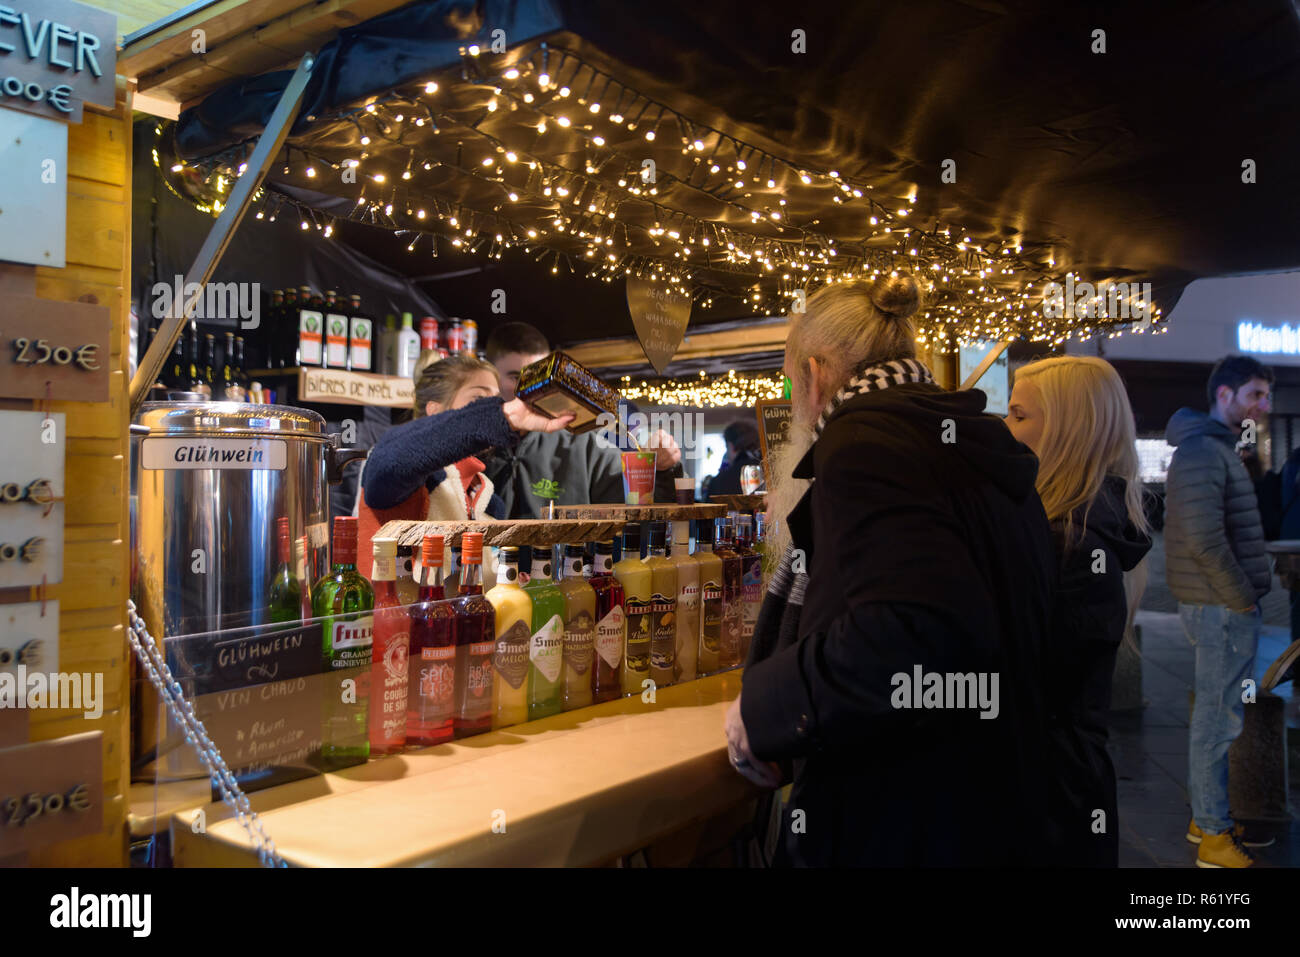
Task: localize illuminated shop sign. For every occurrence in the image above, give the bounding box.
[1237,321,1300,356]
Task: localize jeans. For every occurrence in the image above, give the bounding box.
[1178,602,1260,835]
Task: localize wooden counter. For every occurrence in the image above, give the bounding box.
[169,672,757,867]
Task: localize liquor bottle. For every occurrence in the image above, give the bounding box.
[395,545,420,607]
[523,550,565,721]
[715,517,744,670]
[234,336,249,397]
[694,519,724,676]
[348,294,373,372]
[396,312,420,379]
[754,511,767,562]
[644,521,678,689]
[162,332,187,392]
[314,516,374,769]
[221,331,239,400]
[445,317,464,353]
[613,523,652,696]
[369,538,409,756]
[555,544,596,711]
[735,514,762,664]
[277,287,295,368]
[588,541,625,704]
[408,535,455,746]
[185,323,202,391]
[419,316,439,352]
[669,520,700,683]
[379,315,397,375]
[485,545,532,729]
[199,333,217,397]
[268,517,301,623]
[266,289,284,367]
[452,533,497,737]
[462,319,478,355]
[323,290,349,369]
[296,285,324,367]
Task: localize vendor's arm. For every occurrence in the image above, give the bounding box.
[362,397,519,509]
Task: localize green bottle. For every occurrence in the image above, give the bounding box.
[268,517,301,623]
[314,516,374,769]
[523,549,565,721]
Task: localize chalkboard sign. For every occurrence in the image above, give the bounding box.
[755,400,793,482]
[626,278,691,373]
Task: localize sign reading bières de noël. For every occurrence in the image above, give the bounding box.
[0,0,116,124]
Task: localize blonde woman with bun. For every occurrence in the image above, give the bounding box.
[1005,355,1152,868]
[729,273,1060,867]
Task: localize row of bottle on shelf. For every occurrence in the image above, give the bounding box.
[146,322,280,403]
[268,513,765,767]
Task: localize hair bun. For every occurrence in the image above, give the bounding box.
[869,273,921,320]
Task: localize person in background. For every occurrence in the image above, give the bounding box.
[1163,354,1275,867]
[729,275,1058,866]
[356,354,570,577]
[706,419,763,496]
[1005,356,1152,867]
[483,321,683,518]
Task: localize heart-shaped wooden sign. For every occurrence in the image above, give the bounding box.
[626,278,692,374]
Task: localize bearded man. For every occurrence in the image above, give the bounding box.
[726,275,1060,866]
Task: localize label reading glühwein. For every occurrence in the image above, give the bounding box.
[564,609,595,675]
[530,614,564,684]
[595,605,625,670]
[494,619,531,690]
[649,593,677,672]
[700,581,723,653]
[624,598,652,675]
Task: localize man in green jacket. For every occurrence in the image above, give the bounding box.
[1164,355,1273,868]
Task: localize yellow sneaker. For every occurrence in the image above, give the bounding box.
[1187,819,1274,847]
[1196,830,1255,868]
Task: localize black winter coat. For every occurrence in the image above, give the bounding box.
[1045,476,1150,867]
[741,383,1059,866]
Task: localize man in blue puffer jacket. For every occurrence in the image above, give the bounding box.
[1164,355,1273,867]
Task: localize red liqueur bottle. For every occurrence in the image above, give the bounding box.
[369,538,409,756]
[408,534,456,746]
[587,540,626,704]
[453,533,496,737]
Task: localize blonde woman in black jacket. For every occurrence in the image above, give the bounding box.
[1005,356,1151,867]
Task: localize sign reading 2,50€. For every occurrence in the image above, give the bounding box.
[0,0,116,123]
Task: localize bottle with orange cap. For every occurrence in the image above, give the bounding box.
[408,534,456,746]
[452,532,497,737]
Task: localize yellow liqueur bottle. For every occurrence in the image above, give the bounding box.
[613,522,653,696]
[644,521,678,689]
[485,546,533,729]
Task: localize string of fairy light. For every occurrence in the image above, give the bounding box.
[158,39,1166,348]
[619,370,786,409]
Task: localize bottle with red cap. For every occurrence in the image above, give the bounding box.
[419,317,439,352]
[314,516,375,768]
[452,533,497,737]
[408,534,457,746]
[369,538,409,755]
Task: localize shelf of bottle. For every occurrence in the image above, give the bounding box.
[246,367,416,409]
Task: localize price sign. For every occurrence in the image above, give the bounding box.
[0,731,102,854]
[0,295,110,401]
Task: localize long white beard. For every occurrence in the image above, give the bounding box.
[763,422,816,571]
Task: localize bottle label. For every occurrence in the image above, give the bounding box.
[678,579,699,612]
[376,629,409,739]
[649,593,677,671]
[529,614,564,684]
[372,554,396,581]
[418,645,456,715]
[701,581,723,654]
[595,605,625,669]
[494,618,531,689]
[563,609,595,675]
[742,559,762,640]
[624,598,651,674]
[299,309,323,364]
[720,603,742,660]
[595,555,613,575]
[349,317,373,370]
[329,616,373,667]
[325,313,349,367]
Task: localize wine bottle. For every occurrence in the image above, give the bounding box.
[453,533,497,737]
[588,541,625,703]
[266,289,284,368]
[222,331,239,400]
[234,336,249,397]
[409,534,455,746]
[314,516,374,769]
[268,517,301,623]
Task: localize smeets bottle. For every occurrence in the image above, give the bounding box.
[452,533,496,737]
[644,521,678,689]
[613,522,652,696]
[735,514,762,664]
[669,520,700,683]
[408,534,456,746]
[268,517,301,623]
[587,540,625,704]
[715,517,744,670]
[369,538,409,756]
[694,519,724,676]
[485,544,531,729]
[556,544,597,711]
[314,516,374,769]
[524,549,565,721]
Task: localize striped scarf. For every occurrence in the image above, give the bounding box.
[747,356,934,667]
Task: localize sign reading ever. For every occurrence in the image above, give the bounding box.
[0,0,117,123]
[626,278,692,375]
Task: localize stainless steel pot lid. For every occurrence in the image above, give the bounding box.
[134,401,327,437]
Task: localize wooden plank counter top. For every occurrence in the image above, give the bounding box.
[169,672,757,867]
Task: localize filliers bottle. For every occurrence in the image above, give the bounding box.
[524,550,565,720]
[734,514,762,665]
[315,516,374,769]
[644,521,678,689]
[694,519,724,676]
[613,523,652,696]
[668,520,700,683]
